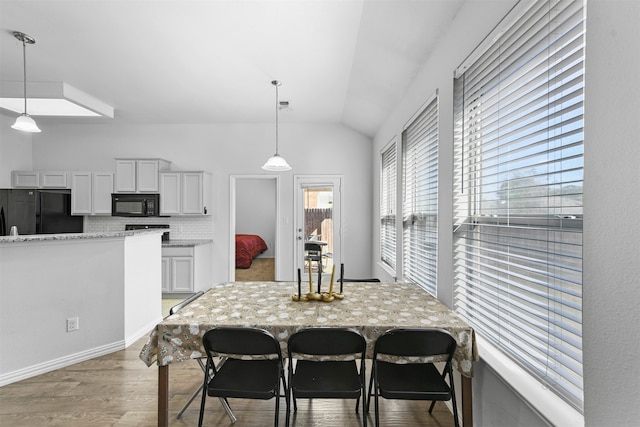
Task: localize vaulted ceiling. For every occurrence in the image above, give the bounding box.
[0,0,464,137]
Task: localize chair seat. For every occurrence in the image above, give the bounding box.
[292,360,362,399]
[376,361,451,401]
[207,359,281,400]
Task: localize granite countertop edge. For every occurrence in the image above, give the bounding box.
[0,229,166,244]
[162,239,213,247]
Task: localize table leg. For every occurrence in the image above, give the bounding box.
[462,376,473,427]
[158,365,169,427]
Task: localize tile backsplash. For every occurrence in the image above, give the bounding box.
[85,215,213,240]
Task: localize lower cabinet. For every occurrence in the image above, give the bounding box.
[161,244,212,294]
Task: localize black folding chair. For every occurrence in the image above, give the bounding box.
[287,328,367,427]
[335,263,380,286]
[368,328,460,427]
[169,291,204,316]
[304,242,325,273]
[198,327,288,427]
[168,292,236,421]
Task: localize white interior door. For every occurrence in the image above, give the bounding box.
[294,176,342,288]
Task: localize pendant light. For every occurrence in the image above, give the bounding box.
[261,80,291,171]
[11,31,41,133]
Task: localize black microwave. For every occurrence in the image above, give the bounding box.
[111,193,160,217]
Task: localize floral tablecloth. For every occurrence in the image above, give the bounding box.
[139,281,478,377]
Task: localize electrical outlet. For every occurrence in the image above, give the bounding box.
[66,317,79,332]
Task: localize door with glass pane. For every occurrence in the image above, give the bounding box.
[294,176,341,285]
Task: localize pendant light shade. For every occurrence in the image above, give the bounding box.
[11,113,41,132]
[262,80,291,171]
[262,154,292,171]
[11,31,41,133]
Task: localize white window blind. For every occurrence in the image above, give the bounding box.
[453,0,584,410]
[381,141,397,270]
[403,96,438,296]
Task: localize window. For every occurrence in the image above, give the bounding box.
[380,140,397,270]
[403,95,438,296]
[453,0,584,410]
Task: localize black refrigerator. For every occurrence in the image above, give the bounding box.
[0,189,83,236]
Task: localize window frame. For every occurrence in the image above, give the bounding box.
[380,138,397,272]
[401,93,439,296]
[452,0,585,413]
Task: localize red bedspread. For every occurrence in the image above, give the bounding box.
[235,234,268,269]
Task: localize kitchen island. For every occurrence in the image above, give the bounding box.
[0,230,164,386]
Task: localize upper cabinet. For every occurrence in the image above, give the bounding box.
[12,171,69,188]
[71,172,114,215]
[114,158,171,193]
[160,171,212,216]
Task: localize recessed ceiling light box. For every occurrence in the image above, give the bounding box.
[0,81,114,118]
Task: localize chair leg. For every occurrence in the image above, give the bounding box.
[274,383,280,427]
[370,367,380,427]
[198,380,207,427]
[366,366,375,414]
[284,373,291,427]
[177,382,204,419]
[362,388,368,427]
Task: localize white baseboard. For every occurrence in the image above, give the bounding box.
[0,341,125,387]
[125,316,163,347]
[1,317,163,387]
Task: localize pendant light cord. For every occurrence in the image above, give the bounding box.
[21,38,28,115]
[274,82,279,155]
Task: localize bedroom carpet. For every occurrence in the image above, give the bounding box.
[235,257,275,281]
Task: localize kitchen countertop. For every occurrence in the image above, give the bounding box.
[0,229,165,244]
[162,239,213,247]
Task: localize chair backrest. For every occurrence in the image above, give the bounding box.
[304,242,323,254]
[203,327,282,358]
[169,291,205,315]
[288,328,366,357]
[373,328,457,361]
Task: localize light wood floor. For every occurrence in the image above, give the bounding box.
[0,304,457,427]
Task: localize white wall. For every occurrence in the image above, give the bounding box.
[371,0,640,426]
[0,114,32,187]
[123,233,163,345]
[0,238,125,382]
[0,121,373,282]
[582,1,640,425]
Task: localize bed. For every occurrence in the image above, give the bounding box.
[235,234,268,269]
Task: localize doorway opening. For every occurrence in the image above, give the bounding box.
[229,175,280,282]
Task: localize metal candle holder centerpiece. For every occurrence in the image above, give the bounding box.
[292,263,345,302]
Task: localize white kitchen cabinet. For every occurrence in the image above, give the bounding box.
[114,158,170,193]
[12,171,39,188]
[12,171,69,188]
[161,255,193,293]
[161,243,212,294]
[161,257,171,293]
[159,172,181,215]
[71,172,114,215]
[159,171,211,216]
[40,172,69,188]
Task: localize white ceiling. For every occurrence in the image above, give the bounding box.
[0,0,464,137]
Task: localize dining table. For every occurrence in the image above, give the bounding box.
[140,280,478,427]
